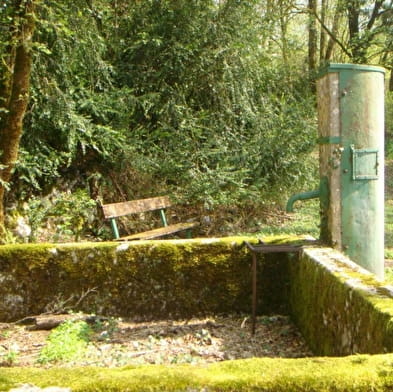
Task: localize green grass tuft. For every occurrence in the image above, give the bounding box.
[38,320,92,364]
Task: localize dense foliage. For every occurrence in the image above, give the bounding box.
[1,0,392,242]
[110,1,316,206]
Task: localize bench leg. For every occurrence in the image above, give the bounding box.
[159,209,168,227]
[110,218,120,240]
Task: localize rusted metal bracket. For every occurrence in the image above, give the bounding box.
[243,241,303,335]
[317,136,342,145]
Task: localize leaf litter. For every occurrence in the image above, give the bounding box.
[0,314,313,367]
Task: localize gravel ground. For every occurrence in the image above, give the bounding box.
[0,314,313,368]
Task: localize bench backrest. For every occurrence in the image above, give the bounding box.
[102,196,172,219]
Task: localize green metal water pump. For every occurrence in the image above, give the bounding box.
[287,64,385,279]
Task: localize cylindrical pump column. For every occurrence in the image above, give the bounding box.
[317,64,385,279]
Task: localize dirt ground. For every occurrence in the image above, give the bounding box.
[0,314,313,368]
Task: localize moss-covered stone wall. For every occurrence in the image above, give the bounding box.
[3,236,393,360]
[0,237,292,322]
[289,246,393,356]
[5,238,393,391]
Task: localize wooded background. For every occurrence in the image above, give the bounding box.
[1,0,392,242]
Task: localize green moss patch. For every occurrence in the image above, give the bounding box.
[2,355,393,391]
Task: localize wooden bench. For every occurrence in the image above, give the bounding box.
[101,196,198,241]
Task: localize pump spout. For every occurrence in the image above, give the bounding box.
[286,189,320,213]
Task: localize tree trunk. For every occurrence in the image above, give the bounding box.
[0,187,5,228]
[346,0,363,62]
[308,0,318,73]
[324,5,341,61]
[0,0,36,232]
[319,0,327,62]
[346,0,383,63]
[279,6,289,66]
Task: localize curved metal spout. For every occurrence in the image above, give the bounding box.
[286,189,320,213]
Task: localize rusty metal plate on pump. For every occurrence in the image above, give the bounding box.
[351,145,379,180]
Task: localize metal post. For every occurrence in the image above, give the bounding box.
[252,252,257,335]
[244,241,302,335]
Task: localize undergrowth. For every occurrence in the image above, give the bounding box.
[254,199,319,239]
[38,320,92,364]
[36,315,121,365]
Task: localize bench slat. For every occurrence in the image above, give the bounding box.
[116,222,199,241]
[102,196,171,219]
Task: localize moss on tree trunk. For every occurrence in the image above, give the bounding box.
[0,0,36,234]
